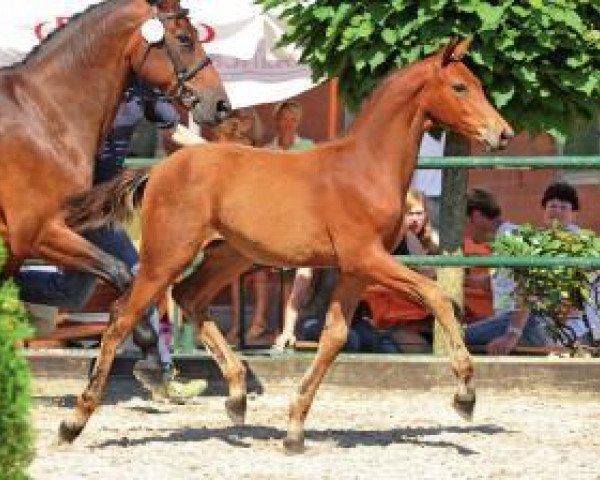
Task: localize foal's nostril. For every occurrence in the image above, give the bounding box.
[501,127,515,141]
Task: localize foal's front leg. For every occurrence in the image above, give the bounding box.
[363,248,475,418]
[285,274,365,453]
[59,270,178,442]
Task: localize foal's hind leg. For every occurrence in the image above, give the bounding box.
[362,248,475,419]
[172,241,253,425]
[285,274,365,453]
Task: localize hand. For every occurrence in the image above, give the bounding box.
[274,331,296,351]
[485,333,519,355]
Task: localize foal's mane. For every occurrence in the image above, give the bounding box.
[6,0,132,71]
[348,57,434,134]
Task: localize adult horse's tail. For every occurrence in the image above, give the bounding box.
[65,168,150,232]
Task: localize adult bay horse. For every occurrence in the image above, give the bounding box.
[0,0,230,291]
[60,39,514,451]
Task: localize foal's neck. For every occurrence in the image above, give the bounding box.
[348,61,431,190]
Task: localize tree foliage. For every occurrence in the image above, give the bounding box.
[0,240,33,480]
[257,0,600,139]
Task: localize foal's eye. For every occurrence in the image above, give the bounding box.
[452,83,468,94]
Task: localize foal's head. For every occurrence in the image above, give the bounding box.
[129,0,231,124]
[422,38,513,150]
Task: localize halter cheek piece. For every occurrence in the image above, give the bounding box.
[140,7,213,107]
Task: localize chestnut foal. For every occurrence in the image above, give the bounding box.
[60,39,513,451]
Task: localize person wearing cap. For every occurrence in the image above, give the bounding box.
[16,79,206,401]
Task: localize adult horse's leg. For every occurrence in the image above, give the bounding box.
[361,247,475,418]
[285,274,365,453]
[33,218,132,293]
[172,241,253,425]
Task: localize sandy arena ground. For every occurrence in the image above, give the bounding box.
[29,378,600,480]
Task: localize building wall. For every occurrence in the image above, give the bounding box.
[469,132,600,232]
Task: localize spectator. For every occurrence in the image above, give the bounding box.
[211,108,273,344]
[464,183,600,353]
[384,189,440,352]
[267,100,315,151]
[274,268,377,352]
[267,100,316,345]
[394,188,440,258]
[15,79,205,400]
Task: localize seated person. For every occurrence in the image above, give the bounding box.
[207,108,272,344]
[379,188,440,352]
[275,268,379,352]
[464,183,600,354]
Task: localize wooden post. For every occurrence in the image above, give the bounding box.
[433,132,469,355]
[327,78,340,140]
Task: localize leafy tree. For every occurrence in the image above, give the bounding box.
[258,0,600,140]
[0,240,33,480]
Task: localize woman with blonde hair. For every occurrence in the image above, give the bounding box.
[399,188,440,256]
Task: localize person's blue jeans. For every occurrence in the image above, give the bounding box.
[16,226,169,364]
[16,226,138,309]
[301,318,364,352]
[464,310,552,348]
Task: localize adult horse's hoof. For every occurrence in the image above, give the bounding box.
[283,434,305,454]
[58,419,84,444]
[452,389,476,420]
[225,395,247,426]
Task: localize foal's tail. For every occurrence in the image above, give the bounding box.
[65,168,150,232]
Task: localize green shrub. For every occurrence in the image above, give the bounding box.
[493,222,600,343]
[0,240,33,480]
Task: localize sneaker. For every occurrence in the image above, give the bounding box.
[133,359,207,403]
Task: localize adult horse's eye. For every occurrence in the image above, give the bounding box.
[452,83,468,94]
[176,32,194,49]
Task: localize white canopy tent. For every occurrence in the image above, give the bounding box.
[0,0,317,108]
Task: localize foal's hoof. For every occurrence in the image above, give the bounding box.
[283,434,305,454]
[225,395,247,426]
[452,390,476,421]
[58,419,84,444]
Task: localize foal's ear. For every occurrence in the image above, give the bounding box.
[441,37,472,66]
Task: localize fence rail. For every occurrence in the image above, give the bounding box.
[126,155,600,169]
[397,255,600,268]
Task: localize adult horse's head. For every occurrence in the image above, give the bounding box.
[129,0,231,124]
[423,38,514,150]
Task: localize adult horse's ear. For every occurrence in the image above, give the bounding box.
[441,37,472,66]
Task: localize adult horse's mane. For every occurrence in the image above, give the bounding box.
[7,0,127,70]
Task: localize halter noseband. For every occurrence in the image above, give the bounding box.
[142,7,213,108]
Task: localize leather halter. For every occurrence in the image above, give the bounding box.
[142,7,213,108]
